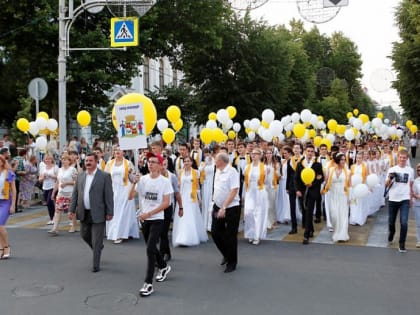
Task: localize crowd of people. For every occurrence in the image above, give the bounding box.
[0,132,419,296]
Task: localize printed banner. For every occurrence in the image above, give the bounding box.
[115,102,147,150]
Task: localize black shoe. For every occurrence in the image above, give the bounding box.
[92,267,100,273]
[398,244,407,253]
[314,218,321,223]
[388,231,395,243]
[220,257,227,266]
[309,231,314,238]
[224,265,236,273]
[302,238,309,245]
[288,229,297,235]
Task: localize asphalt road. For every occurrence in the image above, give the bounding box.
[0,228,419,315]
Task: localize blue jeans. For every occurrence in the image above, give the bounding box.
[388,200,410,245]
[414,206,420,241]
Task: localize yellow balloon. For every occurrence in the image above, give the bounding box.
[16,118,30,132]
[286,130,292,138]
[172,119,183,132]
[352,127,359,136]
[162,128,176,144]
[115,93,157,136]
[353,109,359,116]
[228,130,236,139]
[410,125,418,134]
[112,107,118,130]
[166,105,181,123]
[200,128,213,145]
[208,112,217,121]
[320,138,332,151]
[77,110,91,127]
[308,129,316,139]
[406,120,413,128]
[213,128,225,143]
[245,127,251,135]
[301,167,315,185]
[336,125,346,135]
[318,116,324,122]
[377,112,384,119]
[261,121,269,129]
[226,106,237,119]
[327,119,338,132]
[347,112,353,119]
[359,114,369,124]
[314,136,322,147]
[293,123,306,139]
[37,112,49,120]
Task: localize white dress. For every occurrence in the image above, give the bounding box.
[367,160,381,215]
[106,163,139,241]
[276,161,291,223]
[244,164,269,241]
[349,164,368,226]
[199,161,215,232]
[172,171,208,247]
[265,163,279,229]
[327,170,349,242]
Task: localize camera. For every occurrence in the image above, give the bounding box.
[389,172,397,180]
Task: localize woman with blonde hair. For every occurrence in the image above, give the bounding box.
[0,155,16,259]
[263,149,280,229]
[39,154,58,225]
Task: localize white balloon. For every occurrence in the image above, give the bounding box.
[389,126,397,136]
[371,117,382,129]
[291,112,300,123]
[396,129,403,138]
[262,109,275,123]
[36,117,47,130]
[233,122,241,132]
[366,174,379,189]
[344,129,355,141]
[29,121,39,136]
[243,119,250,128]
[348,116,355,125]
[326,133,335,144]
[353,183,369,198]
[257,126,265,136]
[310,114,318,127]
[216,109,229,125]
[226,119,233,130]
[317,121,326,130]
[285,122,294,132]
[278,133,285,142]
[249,118,261,131]
[248,131,256,141]
[301,130,309,142]
[262,129,273,142]
[46,118,58,131]
[384,118,390,125]
[35,136,48,150]
[300,109,312,123]
[352,118,363,130]
[269,120,283,136]
[157,118,168,132]
[206,120,217,130]
[281,115,291,126]
[351,174,363,187]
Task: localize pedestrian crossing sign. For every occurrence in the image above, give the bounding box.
[111,17,139,47]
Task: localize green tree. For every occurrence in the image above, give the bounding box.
[391,0,420,123]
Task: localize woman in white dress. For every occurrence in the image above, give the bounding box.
[49,153,78,235]
[198,148,215,232]
[323,153,350,242]
[366,150,381,215]
[105,147,139,244]
[349,151,369,226]
[276,146,291,224]
[264,149,280,229]
[172,156,207,247]
[244,148,268,245]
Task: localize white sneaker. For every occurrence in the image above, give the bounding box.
[155,265,171,282]
[252,239,260,245]
[139,283,153,297]
[113,239,123,244]
[46,220,54,225]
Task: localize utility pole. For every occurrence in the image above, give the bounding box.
[58,0,67,150]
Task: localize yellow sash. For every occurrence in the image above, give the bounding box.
[388,153,394,167]
[244,162,265,191]
[351,162,367,182]
[108,159,129,186]
[190,150,200,167]
[199,162,206,184]
[290,155,301,171]
[234,154,251,167]
[0,171,10,200]
[100,159,106,171]
[323,166,349,195]
[272,164,278,188]
[179,169,198,202]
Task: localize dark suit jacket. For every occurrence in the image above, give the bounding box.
[69,169,114,223]
[286,159,297,192]
[294,158,324,199]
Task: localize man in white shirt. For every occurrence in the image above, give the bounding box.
[385,149,414,253]
[211,152,240,273]
[409,135,418,158]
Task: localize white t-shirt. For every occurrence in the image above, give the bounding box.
[57,166,77,197]
[42,165,59,190]
[387,165,414,202]
[412,177,420,207]
[136,174,173,220]
[213,165,240,209]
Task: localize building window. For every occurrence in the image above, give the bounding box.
[143,57,150,92]
[173,69,178,87]
[159,59,164,89]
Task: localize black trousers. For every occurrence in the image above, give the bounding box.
[142,219,166,284]
[80,210,105,269]
[411,146,417,158]
[159,205,173,257]
[211,204,241,269]
[303,196,316,239]
[288,190,298,229]
[315,194,322,220]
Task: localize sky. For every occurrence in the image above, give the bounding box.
[245,0,402,112]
